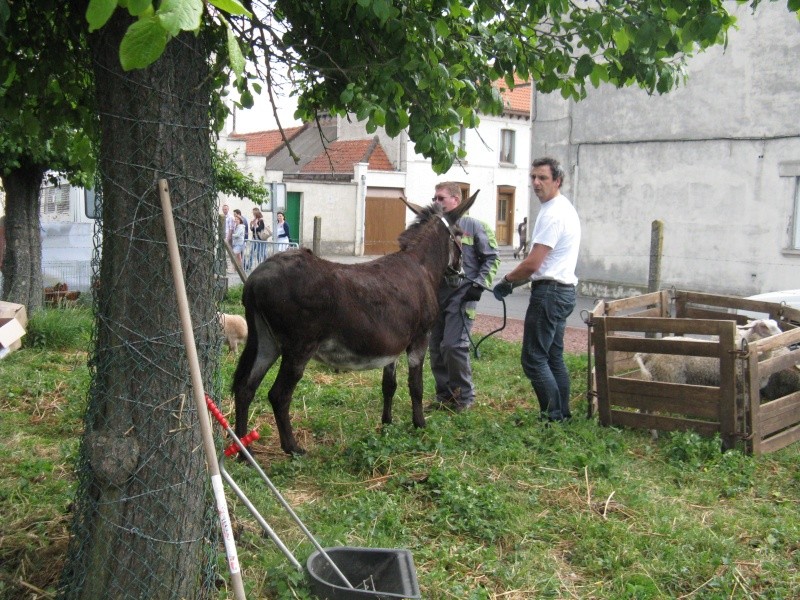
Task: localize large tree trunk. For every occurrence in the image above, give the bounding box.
[1,163,45,312]
[59,12,220,600]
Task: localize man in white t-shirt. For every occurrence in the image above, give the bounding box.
[493,157,581,422]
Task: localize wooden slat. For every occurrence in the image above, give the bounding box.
[618,307,664,319]
[610,409,719,437]
[606,336,720,357]
[602,316,734,337]
[760,422,800,454]
[590,299,606,320]
[758,350,800,378]
[717,324,738,450]
[608,377,720,421]
[745,351,761,455]
[677,290,748,310]
[594,316,612,426]
[759,393,800,436]
[676,291,800,326]
[608,376,720,419]
[603,291,664,315]
[753,329,800,354]
[683,307,749,324]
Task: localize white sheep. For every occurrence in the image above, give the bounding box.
[635,318,782,388]
[219,313,247,354]
[633,319,782,440]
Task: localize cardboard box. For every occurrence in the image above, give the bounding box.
[0,301,27,358]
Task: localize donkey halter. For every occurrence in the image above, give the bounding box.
[438,215,464,276]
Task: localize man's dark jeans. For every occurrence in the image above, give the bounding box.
[521,281,576,421]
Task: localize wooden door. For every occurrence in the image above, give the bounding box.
[365,196,406,255]
[496,187,515,245]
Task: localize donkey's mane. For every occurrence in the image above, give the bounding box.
[397,202,446,251]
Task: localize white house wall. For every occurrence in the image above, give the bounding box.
[294,180,359,254]
[532,1,800,298]
[404,114,531,237]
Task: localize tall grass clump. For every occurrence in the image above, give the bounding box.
[24,305,93,351]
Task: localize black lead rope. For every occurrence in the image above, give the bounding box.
[466,295,507,359]
[444,277,507,359]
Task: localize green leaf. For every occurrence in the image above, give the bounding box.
[86,0,117,32]
[209,0,253,17]
[158,0,203,35]
[575,54,594,79]
[119,17,168,71]
[127,0,152,17]
[371,0,392,24]
[612,28,630,54]
[226,25,245,78]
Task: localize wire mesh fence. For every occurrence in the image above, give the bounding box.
[57,22,225,600]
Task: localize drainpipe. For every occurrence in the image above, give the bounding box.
[354,163,368,256]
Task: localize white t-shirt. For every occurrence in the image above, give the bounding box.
[530,193,581,285]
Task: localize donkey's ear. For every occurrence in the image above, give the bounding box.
[447,189,479,222]
[400,196,425,215]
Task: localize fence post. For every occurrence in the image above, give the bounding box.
[646,221,664,339]
[648,220,663,293]
[313,216,322,256]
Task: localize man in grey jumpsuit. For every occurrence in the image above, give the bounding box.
[428,182,500,412]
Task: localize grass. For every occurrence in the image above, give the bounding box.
[2,293,799,599]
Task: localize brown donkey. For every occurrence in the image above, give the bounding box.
[232,193,478,454]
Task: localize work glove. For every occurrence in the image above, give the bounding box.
[493,277,514,301]
[463,283,484,302]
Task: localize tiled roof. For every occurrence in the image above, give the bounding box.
[496,74,531,117]
[228,126,305,155]
[300,138,395,174]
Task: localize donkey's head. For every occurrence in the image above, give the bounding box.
[400,190,479,276]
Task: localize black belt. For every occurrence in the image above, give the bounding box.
[531,279,574,288]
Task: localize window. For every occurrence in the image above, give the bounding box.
[40,184,71,216]
[500,129,515,164]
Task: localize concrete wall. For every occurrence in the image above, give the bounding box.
[531,1,800,298]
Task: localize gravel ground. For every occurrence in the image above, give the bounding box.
[472,314,589,355]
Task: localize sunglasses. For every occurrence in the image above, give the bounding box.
[432,195,451,202]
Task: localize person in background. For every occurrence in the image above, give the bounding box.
[234,208,249,240]
[514,216,528,259]
[221,204,236,272]
[493,157,581,423]
[428,182,500,413]
[275,211,291,251]
[231,213,246,268]
[221,204,235,244]
[251,207,270,240]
